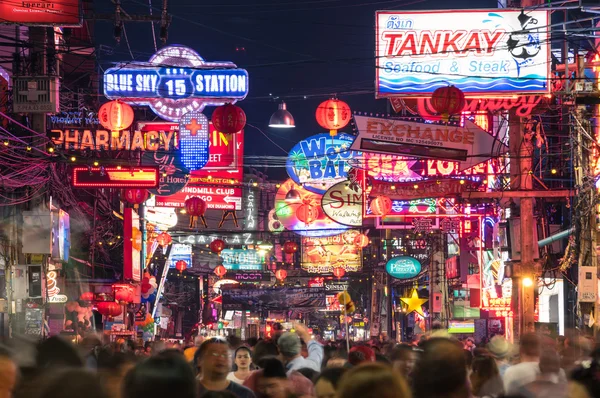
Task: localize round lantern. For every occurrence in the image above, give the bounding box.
[430,85,465,121]
[210,239,226,254]
[115,289,133,304]
[316,99,351,137]
[185,197,207,228]
[333,267,346,279]
[211,103,246,134]
[353,234,369,248]
[99,101,134,131]
[97,301,122,318]
[175,260,188,273]
[80,292,94,301]
[370,195,392,217]
[283,241,298,254]
[214,265,227,278]
[123,189,148,206]
[275,269,288,281]
[296,204,318,225]
[156,232,172,246]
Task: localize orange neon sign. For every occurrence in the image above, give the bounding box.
[72,167,159,188]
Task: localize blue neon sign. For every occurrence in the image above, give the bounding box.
[386,256,421,279]
[221,249,262,271]
[179,111,209,171]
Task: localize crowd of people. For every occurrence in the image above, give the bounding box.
[1,324,600,398]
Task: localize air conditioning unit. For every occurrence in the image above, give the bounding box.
[12,76,60,113]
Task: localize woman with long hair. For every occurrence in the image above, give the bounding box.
[228,347,253,385]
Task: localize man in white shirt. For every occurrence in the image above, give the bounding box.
[503,333,541,394]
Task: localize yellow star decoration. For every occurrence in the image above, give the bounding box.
[400,289,428,317]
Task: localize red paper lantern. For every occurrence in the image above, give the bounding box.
[210,239,226,254]
[211,103,246,134]
[275,269,288,281]
[99,101,134,131]
[175,260,188,273]
[430,86,465,121]
[333,267,346,279]
[115,289,133,304]
[296,204,318,225]
[370,195,392,217]
[97,301,122,318]
[354,234,370,248]
[185,197,207,216]
[214,265,227,278]
[283,241,298,254]
[156,232,172,246]
[316,99,351,137]
[80,292,94,301]
[123,189,148,205]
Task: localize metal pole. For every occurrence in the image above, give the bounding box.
[343,288,350,353]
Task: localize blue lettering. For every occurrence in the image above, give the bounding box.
[309,161,323,179]
[300,138,326,159]
[323,161,336,178]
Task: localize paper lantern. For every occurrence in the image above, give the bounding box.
[97,301,122,318]
[80,292,94,301]
[353,234,369,248]
[210,239,226,254]
[185,197,207,228]
[430,86,465,121]
[211,103,246,134]
[99,101,134,131]
[315,99,351,137]
[296,204,318,225]
[275,269,288,281]
[123,189,148,205]
[214,265,227,278]
[156,232,172,246]
[370,195,392,217]
[333,267,346,279]
[175,260,188,273]
[115,289,133,304]
[283,241,298,254]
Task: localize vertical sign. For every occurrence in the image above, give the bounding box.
[124,208,142,281]
[245,179,258,231]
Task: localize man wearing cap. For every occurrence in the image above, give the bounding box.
[278,322,323,372]
[488,335,512,377]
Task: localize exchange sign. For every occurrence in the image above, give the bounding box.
[376,9,550,96]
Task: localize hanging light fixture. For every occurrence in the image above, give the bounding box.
[285,188,301,202]
[269,102,295,128]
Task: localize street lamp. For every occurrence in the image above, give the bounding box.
[269,102,295,128]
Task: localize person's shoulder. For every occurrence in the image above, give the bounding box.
[228,381,256,398]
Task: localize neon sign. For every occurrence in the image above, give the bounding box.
[103,45,248,121]
[176,233,256,245]
[178,111,209,171]
[221,249,262,270]
[72,167,159,188]
[301,231,362,273]
[49,129,177,152]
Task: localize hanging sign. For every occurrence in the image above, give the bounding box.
[370,179,479,200]
[221,249,262,270]
[286,133,359,194]
[0,0,81,26]
[352,115,505,171]
[321,180,363,227]
[155,184,242,210]
[103,45,249,121]
[225,271,271,282]
[72,167,159,188]
[168,244,192,269]
[48,111,99,128]
[124,209,142,282]
[177,232,256,245]
[178,111,210,171]
[386,256,422,279]
[49,129,177,152]
[301,231,362,273]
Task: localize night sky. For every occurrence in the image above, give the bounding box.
[93,0,498,180]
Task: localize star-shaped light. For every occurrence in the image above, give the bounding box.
[400,289,428,316]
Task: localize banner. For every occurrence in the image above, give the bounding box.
[0,0,81,26]
[222,288,325,310]
[302,231,362,273]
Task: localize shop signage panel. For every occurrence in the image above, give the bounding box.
[124,208,142,282]
[301,231,361,273]
[222,287,325,310]
[376,9,550,96]
[0,0,81,26]
[49,129,178,152]
[370,179,479,200]
[155,184,242,210]
[225,271,271,282]
[221,249,262,270]
[321,180,363,227]
[177,232,256,245]
[72,167,159,188]
[386,256,422,279]
[168,244,192,269]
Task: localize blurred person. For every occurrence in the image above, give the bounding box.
[503,334,542,395]
[97,348,137,398]
[196,338,255,398]
[278,322,323,372]
[255,358,292,398]
[413,338,470,398]
[390,345,417,379]
[37,368,108,398]
[570,357,599,398]
[347,346,376,367]
[81,335,102,369]
[36,336,84,369]
[465,337,476,352]
[296,367,318,381]
[517,349,567,398]
[185,336,206,363]
[487,336,512,377]
[123,353,196,398]
[314,367,347,398]
[202,392,237,398]
[337,363,411,398]
[470,355,504,398]
[0,346,17,398]
[228,347,253,384]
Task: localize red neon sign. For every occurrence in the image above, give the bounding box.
[0,0,81,26]
[72,167,159,188]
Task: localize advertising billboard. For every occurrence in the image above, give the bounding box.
[376,9,550,96]
[301,231,362,273]
[0,0,81,26]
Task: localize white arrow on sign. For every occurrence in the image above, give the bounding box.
[224,196,242,205]
[351,115,507,171]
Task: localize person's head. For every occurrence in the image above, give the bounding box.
[234,346,252,370]
[538,349,560,375]
[519,333,541,361]
[194,337,231,380]
[487,336,511,360]
[314,367,347,398]
[0,346,17,398]
[337,363,411,398]
[390,345,417,376]
[296,367,319,381]
[465,338,475,348]
[255,357,290,398]
[469,356,499,396]
[413,338,469,398]
[36,336,84,369]
[37,369,108,398]
[348,346,376,366]
[252,341,279,366]
[123,353,197,398]
[277,332,301,360]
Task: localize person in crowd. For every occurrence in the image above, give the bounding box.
[123,352,197,398]
[412,338,470,398]
[470,355,504,398]
[487,336,512,377]
[0,346,17,398]
[390,345,417,380]
[81,335,103,369]
[296,367,318,381]
[254,358,293,398]
[503,333,543,395]
[314,367,347,398]
[195,337,255,398]
[228,346,253,384]
[97,348,137,398]
[570,355,600,398]
[37,369,108,398]
[185,336,205,363]
[465,337,476,352]
[347,345,376,367]
[277,322,322,372]
[518,349,568,398]
[36,336,84,369]
[337,363,411,398]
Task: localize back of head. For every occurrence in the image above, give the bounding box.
[277,332,301,359]
[260,357,287,379]
[315,367,347,388]
[36,337,83,369]
[124,354,197,398]
[337,363,411,398]
[348,346,375,366]
[252,340,279,365]
[37,369,107,398]
[538,349,560,374]
[413,338,469,398]
[519,333,541,358]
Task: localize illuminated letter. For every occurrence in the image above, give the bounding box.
[160,131,175,151]
[96,130,109,150]
[130,131,144,151]
[80,130,95,150]
[146,131,159,151]
[50,129,64,147]
[111,130,130,150]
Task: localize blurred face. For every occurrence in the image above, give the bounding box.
[315,379,336,398]
[392,351,417,376]
[202,343,232,379]
[235,349,251,370]
[257,376,288,398]
[0,358,17,398]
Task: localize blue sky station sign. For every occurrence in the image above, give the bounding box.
[103,45,249,122]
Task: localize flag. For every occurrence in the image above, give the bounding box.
[589,311,595,328]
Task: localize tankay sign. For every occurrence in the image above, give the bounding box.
[321,180,363,227]
[352,115,506,171]
[369,179,479,200]
[376,10,550,96]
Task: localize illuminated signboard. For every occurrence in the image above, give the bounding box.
[245,179,258,230]
[302,231,362,273]
[0,0,81,26]
[49,111,99,128]
[221,249,262,270]
[124,208,142,282]
[275,179,347,237]
[369,179,479,201]
[321,180,363,227]
[72,167,159,188]
[49,129,177,152]
[178,111,209,171]
[168,244,192,269]
[177,232,256,245]
[103,45,249,122]
[376,10,550,96]
[286,133,359,194]
[225,271,271,282]
[155,184,242,210]
[386,256,422,279]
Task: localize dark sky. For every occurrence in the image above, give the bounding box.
[93,0,498,179]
